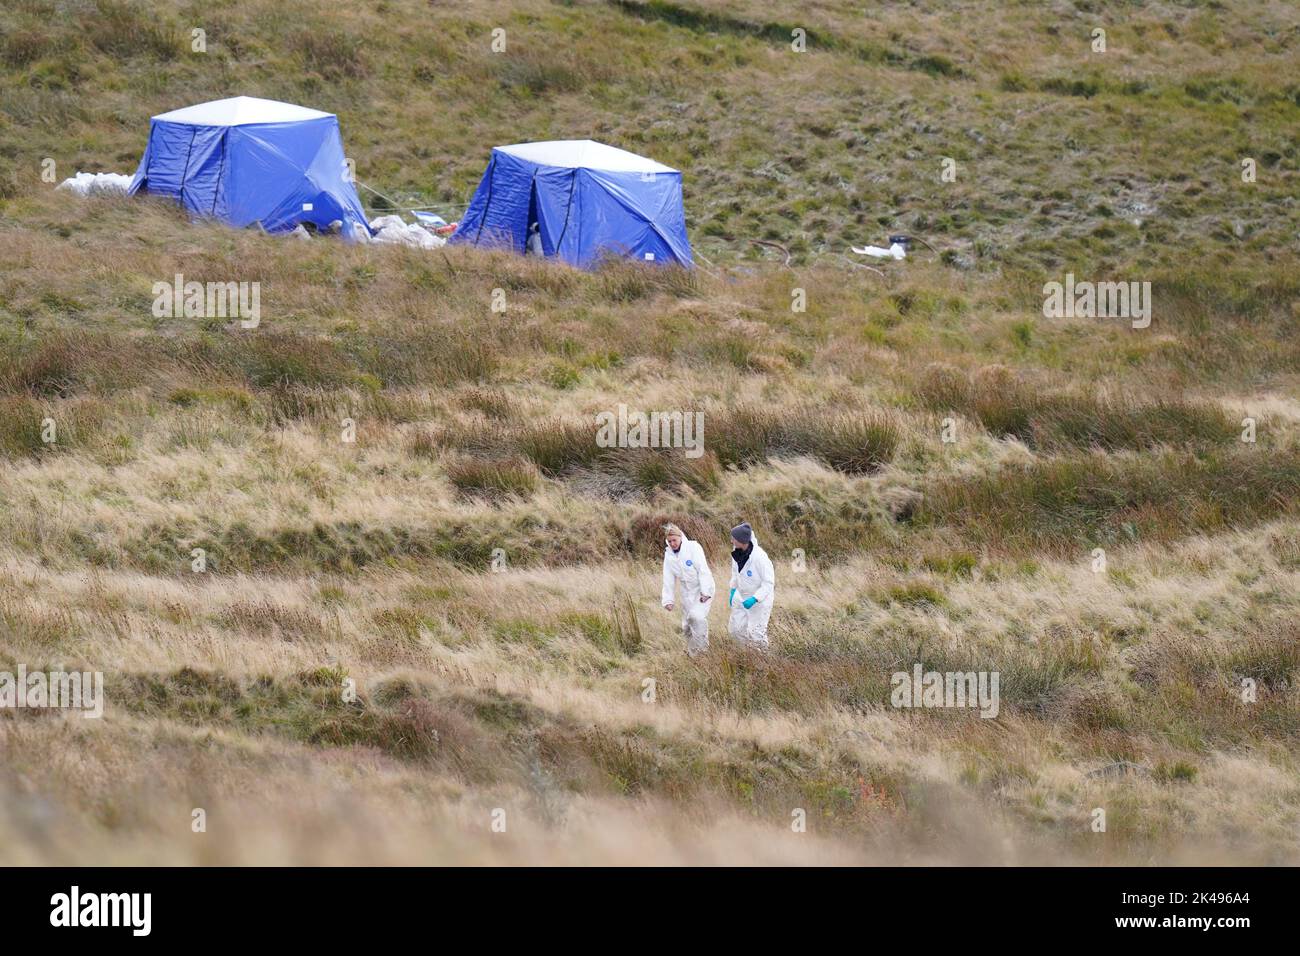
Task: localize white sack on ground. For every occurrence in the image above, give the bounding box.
[369,214,446,249]
[57,171,132,197]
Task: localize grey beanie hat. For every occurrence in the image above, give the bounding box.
[730,522,753,545]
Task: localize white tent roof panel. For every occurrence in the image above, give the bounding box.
[152,96,333,126]
[496,140,677,173]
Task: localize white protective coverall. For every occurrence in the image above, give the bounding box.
[728,535,775,648]
[662,537,715,655]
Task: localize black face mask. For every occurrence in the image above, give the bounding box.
[732,542,752,571]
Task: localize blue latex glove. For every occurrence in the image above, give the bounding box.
[743,596,757,609]
[729,588,736,606]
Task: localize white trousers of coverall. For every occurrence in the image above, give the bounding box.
[679,588,710,656]
[728,599,771,648]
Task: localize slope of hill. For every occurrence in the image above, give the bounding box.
[0,0,1298,864]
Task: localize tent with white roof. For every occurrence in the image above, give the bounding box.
[128,96,369,238]
[449,140,692,268]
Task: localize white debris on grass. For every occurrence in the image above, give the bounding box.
[56,171,132,197]
[55,173,447,252]
[852,241,907,260]
[368,214,446,249]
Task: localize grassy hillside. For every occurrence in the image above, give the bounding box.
[1,0,1298,864]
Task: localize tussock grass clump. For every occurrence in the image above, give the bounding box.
[83,0,180,60]
[558,604,643,656]
[917,447,1300,554]
[915,365,1239,451]
[664,639,886,716]
[355,326,500,387]
[599,447,722,495]
[456,386,516,421]
[880,582,948,609]
[492,45,589,94]
[123,666,490,766]
[371,607,428,645]
[1044,397,1241,451]
[166,384,256,412]
[215,600,325,640]
[1154,267,1300,328]
[1267,528,1300,569]
[708,405,900,474]
[0,326,501,402]
[609,0,929,81]
[407,426,441,461]
[292,28,367,80]
[610,597,643,655]
[1146,266,1300,377]
[1120,623,1300,744]
[593,259,699,302]
[255,385,352,424]
[1131,622,1300,695]
[121,511,608,575]
[0,396,51,458]
[513,420,603,475]
[920,551,978,577]
[407,419,515,459]
[167,327,498,398]
[0,394,107,459]
[659,615,1120,723]
[204,333,356,390]
[445,455,541,500]
[788,412,903,474]
[0,26,57,67]
[125,519,480,575]
[415,417,718,492]
[706,407,788,465]
[0,336,85,396]
[430,407,888,495]
[0,332,150,397]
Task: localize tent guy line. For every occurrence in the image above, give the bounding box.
[355,179,463,217]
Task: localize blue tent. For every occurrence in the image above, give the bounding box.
[128,96,369,238]
[449,140,692,269]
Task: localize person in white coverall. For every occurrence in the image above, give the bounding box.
[727,522,774,649]
[661,523,715,656]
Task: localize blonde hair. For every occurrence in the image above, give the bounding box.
[662,523,684,539]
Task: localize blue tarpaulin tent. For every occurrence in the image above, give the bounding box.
[128,96,369,238]
[449,140,692,269]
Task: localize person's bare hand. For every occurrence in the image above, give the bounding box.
[664,603,674,611]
